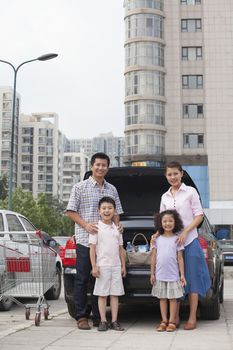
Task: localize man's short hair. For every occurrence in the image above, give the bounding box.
[91,153,110,167]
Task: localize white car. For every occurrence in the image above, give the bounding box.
[0,210,62,311]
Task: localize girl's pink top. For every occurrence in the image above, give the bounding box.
[160,183,203,247]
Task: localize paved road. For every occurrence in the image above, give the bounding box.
[0,269,233,350]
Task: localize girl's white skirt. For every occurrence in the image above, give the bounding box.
[152,280,184,299]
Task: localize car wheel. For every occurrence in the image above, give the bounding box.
[0,296,13,311]
[199,289,220,320]
[44,267,62,300]
[67,301,76,318]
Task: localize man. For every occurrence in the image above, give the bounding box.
[66,152,123,330]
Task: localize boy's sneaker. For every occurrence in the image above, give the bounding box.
[98,321,108,332]
[92,318,100,327]
[110,321,124,331]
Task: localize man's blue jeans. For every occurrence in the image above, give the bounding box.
[75,244,100,321]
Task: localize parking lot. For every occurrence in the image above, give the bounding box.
[0,267,233,350]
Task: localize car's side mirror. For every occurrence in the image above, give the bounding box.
[49,240,56,248]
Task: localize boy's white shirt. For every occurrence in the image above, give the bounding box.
[89,220,123,267]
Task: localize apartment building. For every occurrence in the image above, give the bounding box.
[0,86,20,189]
[66,133,125,167]
[18,113,64,200]
[123,0,233,225]
[62,151,89,205]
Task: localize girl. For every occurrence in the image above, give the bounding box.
[150,210,186,332]
[160,161,211,330]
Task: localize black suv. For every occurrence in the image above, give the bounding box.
[63,167,224,320]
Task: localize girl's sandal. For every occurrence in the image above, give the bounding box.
[166,322,177,332]
[156,321,168,332]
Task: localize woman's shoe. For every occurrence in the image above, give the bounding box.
[156,321,168,332]
[183,321,197,330]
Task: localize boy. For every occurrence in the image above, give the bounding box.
[89,196,126,332]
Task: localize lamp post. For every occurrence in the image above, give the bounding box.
[0,53,58,210]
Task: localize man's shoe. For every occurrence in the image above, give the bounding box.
[98,321,108,331]
[109,321,124,331]
[77,317,91,330]
[92,318,100,327]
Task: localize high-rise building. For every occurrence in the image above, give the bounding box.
[0,86,20,189]
[124,0,166,167]
[123,0,233,225]
[18,113,64,200]
[66,133,125,167]
[62,151,89,205]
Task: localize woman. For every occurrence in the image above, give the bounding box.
[159,161,211,330]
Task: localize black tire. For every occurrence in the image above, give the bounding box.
[67,301,76,319]
[35,312,41,326]
[44,267,62,300]
[0,297,13,311]
[219,279,224,304]
[44,307,49,320]
[25,308,30,320]
[199,289,220,320]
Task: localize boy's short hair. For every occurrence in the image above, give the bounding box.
[91,153,110,167]
[98,196,116,209]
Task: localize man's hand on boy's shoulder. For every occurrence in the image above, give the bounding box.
[85,222,98,234]
[117,222,124,234]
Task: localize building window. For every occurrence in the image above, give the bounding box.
[126,14,164,40]
[182,47,202,60]
[181,0,201,4]
[183,134,204,148]
[182,75,203,89]
[125,100,165,126]
[125,42,165,67]
[125,130,165,156]
[183,104,203,118]
[126,71,165,96]
[181,19,202,32]
[125,0,164,12]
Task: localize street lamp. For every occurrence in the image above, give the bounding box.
[0,53,58,210]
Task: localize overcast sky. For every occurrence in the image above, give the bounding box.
[0,0,125,139]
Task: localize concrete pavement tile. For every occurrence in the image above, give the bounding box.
[52,332,123,348]
[101,332,175,349]
[49,348,108,350]
[1,346,43,350]
[172,334,232,349]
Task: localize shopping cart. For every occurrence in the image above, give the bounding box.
[0,238,57,326]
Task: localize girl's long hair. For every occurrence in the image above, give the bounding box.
[154,210,184,235]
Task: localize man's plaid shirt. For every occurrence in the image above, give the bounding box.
[66,176,123,247]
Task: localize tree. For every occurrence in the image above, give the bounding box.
[0,188,74,236]
[0,174,8,200]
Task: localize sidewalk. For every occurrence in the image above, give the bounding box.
[1,279,233,350]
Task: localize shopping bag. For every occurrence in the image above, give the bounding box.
[127,233,151,265]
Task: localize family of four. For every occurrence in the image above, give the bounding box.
[66,152,210,332]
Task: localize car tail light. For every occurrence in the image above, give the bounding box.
[63,237,76,267]
[199,236,208,262]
